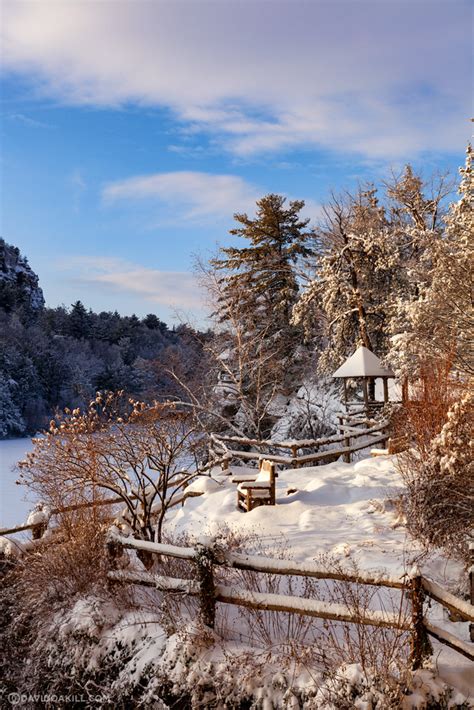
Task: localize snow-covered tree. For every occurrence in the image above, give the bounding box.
[206,195,313,436]
[293,170,451,376]
[0,376,25,437]
[293,188,398,373]
[390,146,473,377]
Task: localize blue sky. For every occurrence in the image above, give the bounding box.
[1,0,472,326]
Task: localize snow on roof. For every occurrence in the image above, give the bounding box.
[332,346,395,378]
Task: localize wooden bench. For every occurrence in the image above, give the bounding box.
[236,459,278,512]
[371,436,408,457]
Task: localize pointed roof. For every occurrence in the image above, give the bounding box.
[332,346,395,378]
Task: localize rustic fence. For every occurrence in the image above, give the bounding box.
[209,417,390,469]
[0,488,205,541]
[107,532,474,669]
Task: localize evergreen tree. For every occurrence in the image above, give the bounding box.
[68,301,91,339]
[213,194,312,360]
[207,194,313,436]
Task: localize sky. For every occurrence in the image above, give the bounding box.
[0,0,472,326]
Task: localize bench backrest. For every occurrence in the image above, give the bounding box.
[257,458,276,482]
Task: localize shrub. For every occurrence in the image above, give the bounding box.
[398,386,473,565]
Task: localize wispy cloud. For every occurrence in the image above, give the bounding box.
[2,1,470,159]
[69,169,86,213]
[8,112,51,128]
[102,171,259,220]
[58,255,204,311]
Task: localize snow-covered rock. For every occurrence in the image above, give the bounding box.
[0,239,44,313]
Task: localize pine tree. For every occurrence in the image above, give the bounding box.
[68,301,91,339]
[213,194,312,362]
[207,195,313,436]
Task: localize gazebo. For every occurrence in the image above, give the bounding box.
[332,346,396,410]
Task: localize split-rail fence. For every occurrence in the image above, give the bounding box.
[106,532,474,670]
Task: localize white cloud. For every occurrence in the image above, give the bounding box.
[102,169,322,225]
[59,256,204,311]
[2,1,471,159]
[102,171,259,219]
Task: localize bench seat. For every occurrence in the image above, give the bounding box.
[232,473,258,483]
[237,459,277,512]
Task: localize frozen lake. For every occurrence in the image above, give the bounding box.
[0,438,36,529]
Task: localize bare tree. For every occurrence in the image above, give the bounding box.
[18,392,207,550]
[191,259,292,439]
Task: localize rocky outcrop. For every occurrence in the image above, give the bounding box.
[0,239,44,314]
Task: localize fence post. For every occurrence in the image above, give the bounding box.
[470,543,474,642]
[338,415,351,463]
[106,536,123,571]
[409,568,432,669]
[195,543,216,629]
[291,444,299,468]
[31,521,47,540]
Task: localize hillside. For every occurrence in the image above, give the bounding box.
[0,241,208,438]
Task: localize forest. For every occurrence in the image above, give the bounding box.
[0,241,209,438]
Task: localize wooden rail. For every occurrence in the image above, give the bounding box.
[210,420,390,470]
[107,533,474,666]
[0,489,204,539]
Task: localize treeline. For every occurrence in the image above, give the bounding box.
[0,274,209,438]
[2,145,471,440]
[198,146,472,439]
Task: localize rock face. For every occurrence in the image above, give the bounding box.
[0,239,45,313]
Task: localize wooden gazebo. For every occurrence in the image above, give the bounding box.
[332,346,396,411]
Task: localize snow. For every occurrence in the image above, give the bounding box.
[0,437,35,528]
[332,346,395,378]
[2,437,472,702]
[169,458,413,577]
[162,455,473,701]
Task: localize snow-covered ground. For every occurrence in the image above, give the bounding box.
[0,438,35,528]
[172,458,440,577]
[1,443,472,702]
[165,456,473,701]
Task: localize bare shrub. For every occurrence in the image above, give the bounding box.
[312,557,411,702]
[18,393,207,553]
[0,503,134,704]
[397,358,463,454]
[9,508,125,621]
[395,363,473,564]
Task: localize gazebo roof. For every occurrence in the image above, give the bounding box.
[332,346,395,378]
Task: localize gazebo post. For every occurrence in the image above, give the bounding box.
[362,377,369,411]
[402,378,408,404]
[383,377,389,404]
